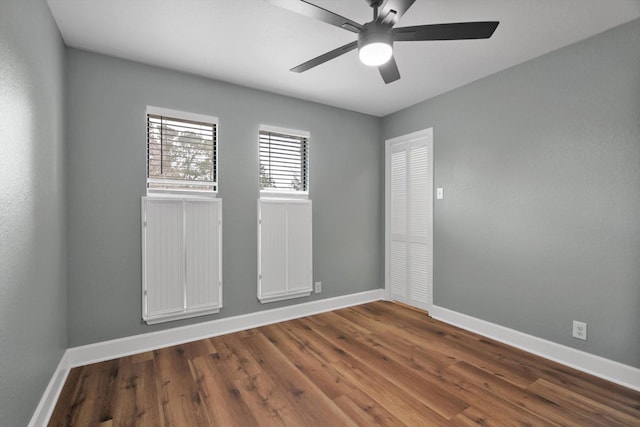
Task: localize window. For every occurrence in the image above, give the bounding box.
[143,107,222,324]
[147,107,218,194]
[259,126,309,195]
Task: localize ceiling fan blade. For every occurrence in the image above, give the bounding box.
[394,21,499,41]
[291,41,359,73]
[378,56,400,84]
[266,0,362,33]
[376,0,416,26]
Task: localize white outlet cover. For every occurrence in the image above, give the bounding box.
[436,188,444,200]
[572,320,587,340]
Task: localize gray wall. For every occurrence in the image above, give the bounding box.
[0,0,67,425]
[66,49,382,346]
[382,19,640,368]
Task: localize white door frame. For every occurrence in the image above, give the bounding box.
[384,128,434,310]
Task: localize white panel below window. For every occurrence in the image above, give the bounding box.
[142,197,222,324]
[144,199,184,317]
[258,199,312,303]
[185,200,222,309]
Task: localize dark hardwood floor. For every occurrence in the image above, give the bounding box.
[49,301,640,426]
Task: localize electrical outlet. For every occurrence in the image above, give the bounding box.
[314,281,322,293]
[572,320,587,340]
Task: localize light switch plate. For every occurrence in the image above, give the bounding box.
[436,188,444,200]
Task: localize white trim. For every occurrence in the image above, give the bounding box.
[146,189,218,199]
[143,306,222,325]
[385,127,433,146]
[146,105,219,125]
[258,290,313,304]
[142,195,221,202]
[429,305,640,392]
[28,352,70,427]
[259,124,310,139]
[259,190,309,200]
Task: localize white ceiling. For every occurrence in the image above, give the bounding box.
[47,0,640,117]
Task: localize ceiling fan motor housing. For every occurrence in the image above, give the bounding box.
[358,22,393,51]
[365,0,384,7]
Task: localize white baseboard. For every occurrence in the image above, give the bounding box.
[30,289,384,426]
[28,352,70,427]
[65,289,384,367]
[429,305,640,392]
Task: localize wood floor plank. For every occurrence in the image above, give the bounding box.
[109,357,137,426]
[532,361,640,416]
[330,359,451,425]
[48,367,83,427]
[352,303,541,389]
[263,320,405,426]
[128,350,153,365]
[364,310,538,387]
[49,301,640,426]
[239,327,358,427]
[216,331,308,426]
[110,358,161,426]
[66,361,118,426]
[528,378,640,426]
[335,307,458,372]
[304,313,470,420]
[288,316,450,425]
[333,393,403,427]
[260,321,355,399]
[153,346,211,426]
[456,401,556,427]
[443,360,589,426]
[189,349,263,426]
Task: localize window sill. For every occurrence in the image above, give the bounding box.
[259,191,308,200]
[146,190,218,199]
[143,305,222,325]
[258,290,312,304]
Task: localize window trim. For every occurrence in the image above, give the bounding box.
[146,106,219,197]
[259,124,310,199]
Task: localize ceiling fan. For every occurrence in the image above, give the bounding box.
[266,0,499,83]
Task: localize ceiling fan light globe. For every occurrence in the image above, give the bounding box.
[359,42,393,66]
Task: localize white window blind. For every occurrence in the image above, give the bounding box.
[141,197,222,324]
[147,109,217,193]
[259,127,309,193]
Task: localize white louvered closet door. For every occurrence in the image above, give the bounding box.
[387,129,433,311]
